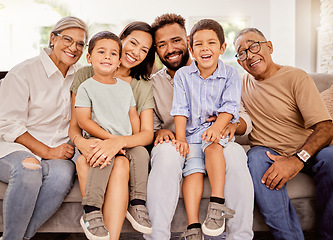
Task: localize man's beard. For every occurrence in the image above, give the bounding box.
[160,49,190,71]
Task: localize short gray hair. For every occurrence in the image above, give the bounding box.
[233,27,266,46]
[49,16,88,48]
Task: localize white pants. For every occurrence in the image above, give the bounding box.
[144,141,254,240]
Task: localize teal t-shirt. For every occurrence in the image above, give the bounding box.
[75,77,136,137]
[71,65,155,116]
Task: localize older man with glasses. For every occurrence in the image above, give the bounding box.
[234,27,333,240]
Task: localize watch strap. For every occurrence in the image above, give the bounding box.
[293,149,311,164]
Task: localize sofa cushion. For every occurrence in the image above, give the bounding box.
[309,73,333,92]
[63,179,82,202]
[0,171,316,203]
[320,85,333,145]
[177,171,315,200]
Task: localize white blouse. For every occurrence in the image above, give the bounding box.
[0,48,80,159]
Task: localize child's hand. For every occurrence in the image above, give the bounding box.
[221,122,237,141]
[174,139,189,158]
[202,125,221,143]
[118,148,126,155]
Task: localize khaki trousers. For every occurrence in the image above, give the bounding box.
[82,146,150,208]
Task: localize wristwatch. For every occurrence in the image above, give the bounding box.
[293,149,311,164]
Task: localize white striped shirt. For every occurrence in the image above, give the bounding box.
[171,59,241,143]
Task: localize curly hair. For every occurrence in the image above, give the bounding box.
[151,13,186,35]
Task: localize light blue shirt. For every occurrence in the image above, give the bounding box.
[171,59,241,144]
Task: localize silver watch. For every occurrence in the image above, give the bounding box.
[293,150,311,164]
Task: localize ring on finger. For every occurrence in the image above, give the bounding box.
[102,154,107,159]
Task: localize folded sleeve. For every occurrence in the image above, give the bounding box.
[218,67,241,123]
[74,84,92,108]
[170,71,190,118]
[0,71,29,142]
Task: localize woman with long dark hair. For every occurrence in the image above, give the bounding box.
[69,21,156,240]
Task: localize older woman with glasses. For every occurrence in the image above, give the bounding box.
[0,16,88,240]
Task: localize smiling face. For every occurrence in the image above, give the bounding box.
[87,38,121,77]
[190,29,226,78]
[49,27,86,73]
[234,31,275,80]
[120,30,152,70]
[155,23,190,72]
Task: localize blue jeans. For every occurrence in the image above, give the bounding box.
[0,151,75,240]
[183,136,234,177]
[247,145,333,240]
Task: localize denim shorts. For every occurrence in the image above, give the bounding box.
[182,136,234,177]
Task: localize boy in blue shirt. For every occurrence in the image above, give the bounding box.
[171,19,241,239]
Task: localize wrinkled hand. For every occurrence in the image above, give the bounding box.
[174,139,189,158]
[221,122,237,140]
[202,125,221,143]
[261,151,304,190]
[154,129,176,146]
[48,143,75,160]
[88,137,125,169]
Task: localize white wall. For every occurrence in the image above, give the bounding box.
[0,0,61,70]
[270,0,296,67]
[295,0,321,72]
[69,0,272,38]
[61,0,320,73]
[0,0,320,72]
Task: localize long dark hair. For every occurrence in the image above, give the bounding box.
[119,21,155,81]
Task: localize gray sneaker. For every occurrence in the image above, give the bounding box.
[202,202,235,236]
[179,228,204,240]
[126,205,152,234]
[80,210,109,240]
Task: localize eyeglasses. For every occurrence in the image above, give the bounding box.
[235,41,267,61]
[55,33,86,52]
